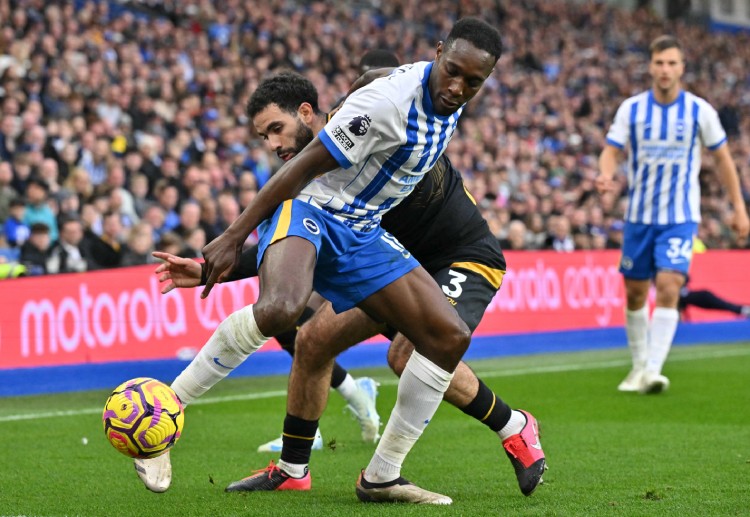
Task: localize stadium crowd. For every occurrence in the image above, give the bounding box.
[1,0,749,277]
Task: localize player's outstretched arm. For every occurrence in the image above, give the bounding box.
[712,143,750,240]
[201,137,339,298]
[152,246,261,294]
[152,252,202,294]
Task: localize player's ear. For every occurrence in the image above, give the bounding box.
[435,41,444,59]
[298,102,315,124]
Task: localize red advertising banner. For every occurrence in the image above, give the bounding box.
[0,266,265,369]
[1,250,748,369]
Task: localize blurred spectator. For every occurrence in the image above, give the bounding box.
[47,216,88,274]
[23,177,58,242]
[82,211,124,270]
[120,222,156,267]
[63,168,94,205]
[498,219,530,251]
[173,199,202,239]
[0,115,18,161]
[182,227,206,259]
[3,198,29,247]
[155,231,185,257]
[142,203,168,242]
[129,173,151,218]
[199,197,222,243]
[154,180,180,231]
[0,161,19,222]
[19,222,51,275]
[39,158,61,195]
[56,189,80,224]
[544,216,575,252]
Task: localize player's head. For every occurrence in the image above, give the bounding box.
[430,17,502,116]
[359,49,400,74]
[247,72,320,162]
[648,35,684,95]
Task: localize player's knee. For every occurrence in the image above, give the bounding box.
[428,320,471,365]
[387,342,413,377]
[254,296,306,337]
[453,321,472,352]
[294,322,334,369]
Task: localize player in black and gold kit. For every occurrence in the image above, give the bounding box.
[141,69,546,502]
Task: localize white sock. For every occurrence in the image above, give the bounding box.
[645,307,679,374]
[171,305,269,405]
[625,305,649,370]
[498,410,526,441]
[364,351,453,483]
[277,459,307,479]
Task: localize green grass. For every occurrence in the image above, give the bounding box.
[2,343,750,516]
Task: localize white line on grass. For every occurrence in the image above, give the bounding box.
[1,347,748,423]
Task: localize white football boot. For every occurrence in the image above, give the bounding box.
[639,372,670,395]
[345,377,381,443]
[617,368,645,392]
[134,451,172,493]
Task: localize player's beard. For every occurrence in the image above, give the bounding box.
[277,121,315,161]
[293,120,315,155]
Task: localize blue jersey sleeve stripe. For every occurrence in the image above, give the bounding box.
[644,92,654,140]
[651,163,665,223]
[676,93,686,142]
[667,163,679,223]
[636,164,649,223]
[319,131,352,169]
[707,137,726,151]
[606,137,625,148]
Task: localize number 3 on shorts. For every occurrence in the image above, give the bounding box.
[442,270,467,298]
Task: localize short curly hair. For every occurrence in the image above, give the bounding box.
[246,72,320,119]
[445,17,503,61]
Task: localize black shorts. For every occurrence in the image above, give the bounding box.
[383,237,505,341]
[431,263,503,333]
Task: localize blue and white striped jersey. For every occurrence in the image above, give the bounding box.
[606,89,726,225]
[299,61,463,232]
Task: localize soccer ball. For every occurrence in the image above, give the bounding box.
[102,377,184,459]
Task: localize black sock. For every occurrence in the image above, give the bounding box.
[459,379,512,432]
[330,362,348,388]
[683,289,743,314]
[280,414,319,466]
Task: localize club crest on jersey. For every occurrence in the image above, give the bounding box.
[675,120,685,139]
[348,115,372,136]
[331,126,354,150]
[303,218,320,235]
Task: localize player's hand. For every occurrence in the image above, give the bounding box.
[731,209,750,241]
[595,173,615,195]
[152,252,203,294]
[200,232,242,299]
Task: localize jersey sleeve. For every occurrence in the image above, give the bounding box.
[698,101,727,150]
[605,101,630,149]
[319,87,404,169]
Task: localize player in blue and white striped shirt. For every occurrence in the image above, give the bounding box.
[597,35,749,395]
[180,18,503,504]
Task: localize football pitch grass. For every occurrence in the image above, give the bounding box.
[2,342,749,516]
